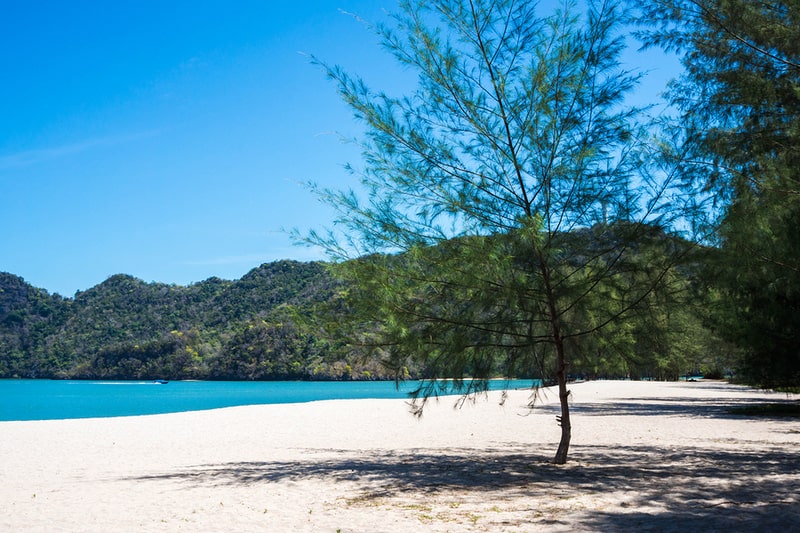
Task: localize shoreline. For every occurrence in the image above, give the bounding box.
[0,378,541,422]
[2,380,798,531]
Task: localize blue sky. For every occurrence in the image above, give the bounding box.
[1,1,680,297]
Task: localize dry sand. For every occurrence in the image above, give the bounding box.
[1,380,798,532]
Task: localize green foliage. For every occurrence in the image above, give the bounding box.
[639,0,800,389]
[711,195,800,388]
[308,0,707,463]
[0,262,391,381]
[0,273,69,378]
[0,247,724,385]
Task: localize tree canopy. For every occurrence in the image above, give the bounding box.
[309,0,704,463]
[0,262,391,381]
[638,0,800,390]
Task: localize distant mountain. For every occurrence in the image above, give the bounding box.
[1,226,728,382]
[0,273,70,377]
[0,261,391,380]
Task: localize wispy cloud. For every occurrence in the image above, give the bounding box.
[0,130,160,170]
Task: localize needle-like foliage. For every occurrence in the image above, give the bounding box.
[307,0,702,464]
[638,0,800,390]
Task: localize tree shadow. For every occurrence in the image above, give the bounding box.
[569,444,800,531]
[569,397,770,418]
[562,383,800,419]
[128,442,800,529]
[514,382,799,420]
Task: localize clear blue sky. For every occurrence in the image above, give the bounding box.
[1,1,680,297]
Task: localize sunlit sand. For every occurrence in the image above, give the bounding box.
[2,380,797,531]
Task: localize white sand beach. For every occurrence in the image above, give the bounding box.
[1,380,798,532]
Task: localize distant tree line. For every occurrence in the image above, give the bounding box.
[2,245,733,382]
[0,261,393,381]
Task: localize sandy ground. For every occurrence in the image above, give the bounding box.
[1,380,798,532]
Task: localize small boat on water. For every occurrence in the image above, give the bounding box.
[152,380,169,385]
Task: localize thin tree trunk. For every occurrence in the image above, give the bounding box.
[552,333,571,464]
[538,253,571,465]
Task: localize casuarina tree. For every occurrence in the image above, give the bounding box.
[307,0,701,464]
[637,0,800,390]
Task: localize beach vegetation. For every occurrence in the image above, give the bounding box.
[0,263,407,381]
[0,242,725,387]
[637,0,800,390]
[304,0,704,463]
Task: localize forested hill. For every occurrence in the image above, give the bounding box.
[1,229,733,382]
[0,261,387,380]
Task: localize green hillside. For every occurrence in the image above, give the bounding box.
[1,233,734,382]
[0,261,389,380]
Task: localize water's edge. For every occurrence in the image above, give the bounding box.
[0,379,538,421]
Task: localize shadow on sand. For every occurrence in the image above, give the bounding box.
[126,385,798,530]
[130,440,799,530]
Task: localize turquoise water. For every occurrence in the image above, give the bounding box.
[0,379,537,421]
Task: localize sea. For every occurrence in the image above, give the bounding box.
[0,379,537,421]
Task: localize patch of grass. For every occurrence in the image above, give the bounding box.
[341,492,385,508]
[466,513,483,525]
[727,403,800,417]
[401,503,433,513]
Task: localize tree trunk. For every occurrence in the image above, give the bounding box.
[538,253,572,464]
[552,334,571,464]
